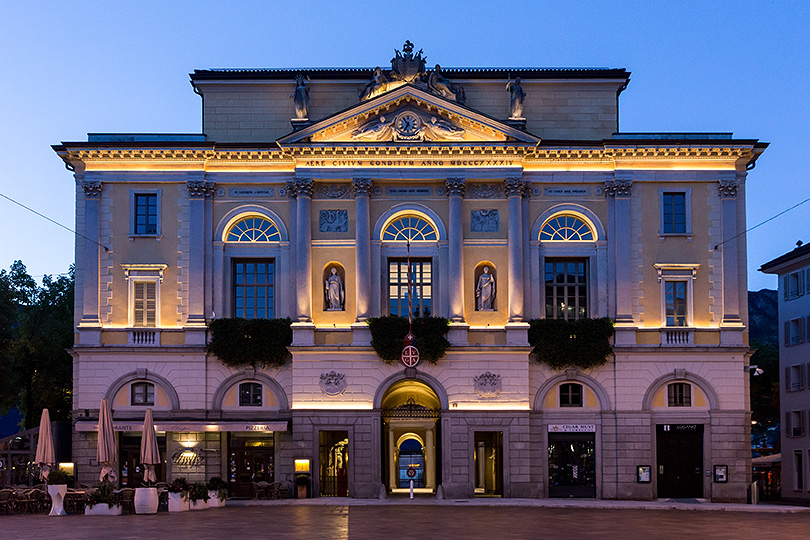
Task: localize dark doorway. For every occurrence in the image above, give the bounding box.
[548,432,596,498]
[398,438,425,488]
[656,424,703,498]
[474,431,503,496]
[119,434,166,488]
[319,430,349,497]
[228,433,275,498]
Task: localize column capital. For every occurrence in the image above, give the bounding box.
[445,177,466,197]
[504,177,524,197]
[718,179,739,198]
[81,180,103,198]
[285,180,297,199]
[352,177,373,197]
[294,177,314,198]
[522,179,532,199]
[187,180,215,198]
[604,179,633,198]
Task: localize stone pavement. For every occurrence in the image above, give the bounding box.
[2,501,809,540]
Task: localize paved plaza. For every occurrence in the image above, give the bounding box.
[2,501,809,540]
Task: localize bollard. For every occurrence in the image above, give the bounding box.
[410,479,414,499]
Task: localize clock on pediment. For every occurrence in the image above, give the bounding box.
[394,112,422,140]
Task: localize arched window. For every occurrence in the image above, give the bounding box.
[539,214,595,241]
[239,382,263,407]
[227,216,281,242]
[559,383,583,407]
[382,215,438,242]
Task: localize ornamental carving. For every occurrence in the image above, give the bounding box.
[468,183,504,199]
[352,178,373,197]
[471,210,499,232]
[293,178,314,198]
[445,178,466,197]
[187,180,215,198]
[284,180,295,198]
[319,371,347,397]
[718,179,738,198]
[316,184,351,199]
[350,112,465,142]
[504,177,525,197]
[522,180,532,199]
[604,179,633,198]
[473,371,502,398]
[81,181,103,198]
[319,210,348,233]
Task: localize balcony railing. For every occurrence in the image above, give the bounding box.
[660,327,693,346]
[128,329,161,346]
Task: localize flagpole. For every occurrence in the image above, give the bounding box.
[406,239,413,333]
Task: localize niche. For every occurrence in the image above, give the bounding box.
[474,262,497,311]
[323,263,346,311]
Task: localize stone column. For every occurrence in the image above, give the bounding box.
[353,178,373,321]
[186,180,214,328]
[521,180,532,318]
[605,177,634,324]
[505,177,525,322]
[388,427,397,489]
[79,179,103,329]
[719,177,742,324]
[476,443,486,489]
[295,177,314,322]
[287,180,298,317]
[425,427,436,489]
[446,178,466,322]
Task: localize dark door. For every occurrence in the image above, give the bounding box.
[474,431,503,496]
[228,433,275,498]
[548,432,596,498]
[656,424,703,498]
[119,435,166,488]
[319,431,349,497]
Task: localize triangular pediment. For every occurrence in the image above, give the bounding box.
[277,85,539,145]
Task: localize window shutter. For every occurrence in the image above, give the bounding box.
[134,282,145,327]
[786,367,792,391]
[803,410,808,437]
[803,364,808,391]
[785,276,790,300]
[145,282,156,327]
[786,411,792,437]
[801,317,807,344]
[800,270,806,297]
[806,269,810,297]
[785,321,791,346]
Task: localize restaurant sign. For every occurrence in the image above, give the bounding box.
[547,424,596,433]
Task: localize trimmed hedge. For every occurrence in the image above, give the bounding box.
[367,316,450,365]
[527,317,614,370]
[208,318,292,368]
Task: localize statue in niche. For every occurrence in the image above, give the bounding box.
[424,116,465,140]
[476,266,496,311]
[290,75,311,119]
[506,77,526,119]
[359,67,389,101]
[351,115,394,141]
[325,267,345,311]
[428,64,465,104]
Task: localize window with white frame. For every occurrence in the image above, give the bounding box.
[388,258,432,317]
[233,259,275,319]
[786,317,806,346]
[786,364,806,392]
[784,269,806,301]
[545,259,588,320]
[130,190,161,236]
[654,264,699,328]
[659,189,691,236]
[123,264,165,328]
[787,410,806,438]
[131,382,155,406]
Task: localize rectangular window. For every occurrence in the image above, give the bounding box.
[667,383,692,407]
[795,451,804,491]
[786,365,806,392]
[787,410,806,438]
[239,383,263,407]
[134,193,158,235]
[665,281,687,327]
[233,259,275,319]
[388,258,432,317]
[785,318,806,346]
[559,383,583,407]
[784,270,805,301]
[131,382,155,406]
[545,259,588,320]
[133,281,156,327]
[662,192,686,234]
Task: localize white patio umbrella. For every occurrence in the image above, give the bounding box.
[97,398,118,483]
[34,408,55,481]
[139,408,160,485]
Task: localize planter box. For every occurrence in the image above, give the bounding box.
[47,484,67,516]
[85,504,122,516]
[168,492,189,512]
[207,491,225,507]
[134,487,159,514]
[190,499,209,511]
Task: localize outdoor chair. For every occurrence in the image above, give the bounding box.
[252,482,266,500]
[267,481,282,499]
[0,489,14,514]
[157,489,168,512]
[119,488,136,514]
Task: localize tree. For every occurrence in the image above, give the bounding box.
[0,261,74,429]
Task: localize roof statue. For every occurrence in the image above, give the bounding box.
[391,40,426,83]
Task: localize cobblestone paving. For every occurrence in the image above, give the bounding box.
[2,505,809,539]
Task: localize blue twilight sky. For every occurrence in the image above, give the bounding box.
[1,1,807,291]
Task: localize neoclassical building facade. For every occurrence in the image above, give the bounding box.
[55,44,766,501]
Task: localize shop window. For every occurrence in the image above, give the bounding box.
[233,259,275,319]
[227,216,281,242]
[133,281,157,328]
[388,258,432,317]
[131,382,155,406]
[559,383,583,407]
[239,382,263,407]
[545,259,588,320]
[785,318,806,346]
[667,383,691,407]
[784,270,805,301]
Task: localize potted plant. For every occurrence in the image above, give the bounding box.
[45,469,70,516]
[167,477,190,512]
[188,482,210,510]
[85,480,122,516]
[295,474,309,499]
[207,477,228,508]
[134,480,159,515]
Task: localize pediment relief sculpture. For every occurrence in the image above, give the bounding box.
[351,111,466,142]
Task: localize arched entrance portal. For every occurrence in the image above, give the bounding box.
[381,379,441,494]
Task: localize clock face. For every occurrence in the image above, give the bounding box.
[395,112,421,137]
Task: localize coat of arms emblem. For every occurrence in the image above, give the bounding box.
[390,40,426,83]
